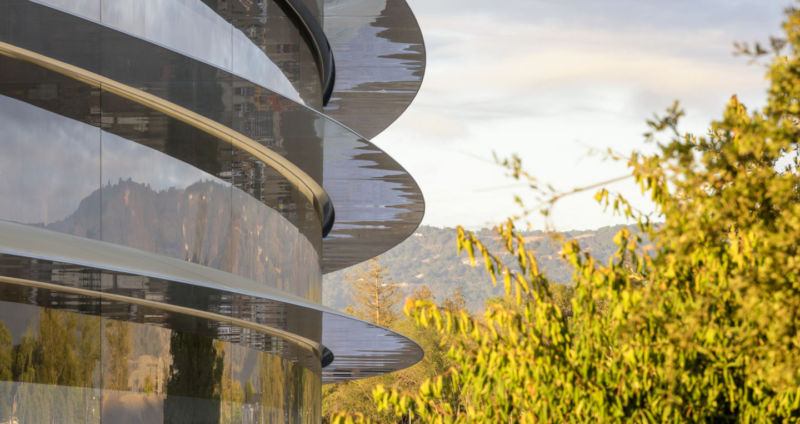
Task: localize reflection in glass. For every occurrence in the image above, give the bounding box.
[0,303,102,424]
[37,0,101,21]
[0,89,101,239]
[101,131,234,271]
[0,300,320,424]
[324,0,426,139]
[0,86,321,300]
[35,0,304,104]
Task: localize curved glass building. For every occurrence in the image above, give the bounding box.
[0,0,425,422]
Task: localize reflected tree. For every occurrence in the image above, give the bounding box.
[3,309,102,424]
[104,319,131,391]
[0,323,13,422]
[163,331,225,423]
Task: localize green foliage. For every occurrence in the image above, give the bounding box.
[143,372,156,395]
[333,5,800,423]
[0,309,103,423]
[323,319,458,423]
[412,285,436,303]
[245,379,255,403]
[164,329,226,423]
[440,287,467,313]
[105,319,131,391]
[323,224,640,314]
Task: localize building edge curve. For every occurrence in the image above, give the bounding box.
[0,0,428,421]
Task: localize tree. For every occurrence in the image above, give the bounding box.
[411,285,435,303]
[104,319,131,392]
[164,331,225,423]
[334,6,800,423]
[245,379,255,403]
[346,257,404,327]
[0,323,13,422]
[439,287,467,312]
[142,372,155,395]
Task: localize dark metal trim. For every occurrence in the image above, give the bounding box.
[280,0,336,106]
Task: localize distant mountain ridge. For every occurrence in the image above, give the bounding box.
[322,224,647,312]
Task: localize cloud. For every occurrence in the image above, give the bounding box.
[376,0,786,230]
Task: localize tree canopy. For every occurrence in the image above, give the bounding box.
[333,5,800,423]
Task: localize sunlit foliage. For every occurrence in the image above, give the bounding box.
[333,5,800,423]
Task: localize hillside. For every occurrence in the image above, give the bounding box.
[322,224,648,313]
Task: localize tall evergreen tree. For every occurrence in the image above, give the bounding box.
[104,319,130,392]
[345,258,404,327]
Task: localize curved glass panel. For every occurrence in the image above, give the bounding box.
[0,81,321,300]
[320,120,425,272]
[0,223,425,383]
[0,301,320,423]
[0,0,425,276]
[27,0,311,105]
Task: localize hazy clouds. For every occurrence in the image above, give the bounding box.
[376,0,788,230]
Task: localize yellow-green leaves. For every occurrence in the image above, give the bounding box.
[332,6,800,423]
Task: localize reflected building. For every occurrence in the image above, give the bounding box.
[0,0,425,422]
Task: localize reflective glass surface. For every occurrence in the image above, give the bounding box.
[0,300,321,423]
[321,121,424,272]
[30,0,308,105]
[0,62,322,300]
[0,89,102,239]
[0,223,425,383]
[323,0,426,139]
[0,0,425,274]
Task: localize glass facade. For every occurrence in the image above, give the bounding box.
[0,63,322,301]
[0,301,320,424]
[0,0,426,421]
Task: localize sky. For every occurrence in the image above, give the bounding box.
[374,0,789,231]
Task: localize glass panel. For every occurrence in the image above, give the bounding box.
[323,0,427,139]
[143,0,233,72]
[0,299,102,424]
[230,162,322,301]
[230,2,321,109]
[0,276,322,424]
[0,86,101,239]
[99,129,234,271]
[1,1,103,74]
[37,0,101,21]
[100,0,145,38]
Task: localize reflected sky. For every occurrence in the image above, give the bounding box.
[102,130,225,193]
[0,92,321,300]
[0,94,99,225]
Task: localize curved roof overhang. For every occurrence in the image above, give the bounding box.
[321,122,425,273]
[322,0,426,140]
[0,220,423,383]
